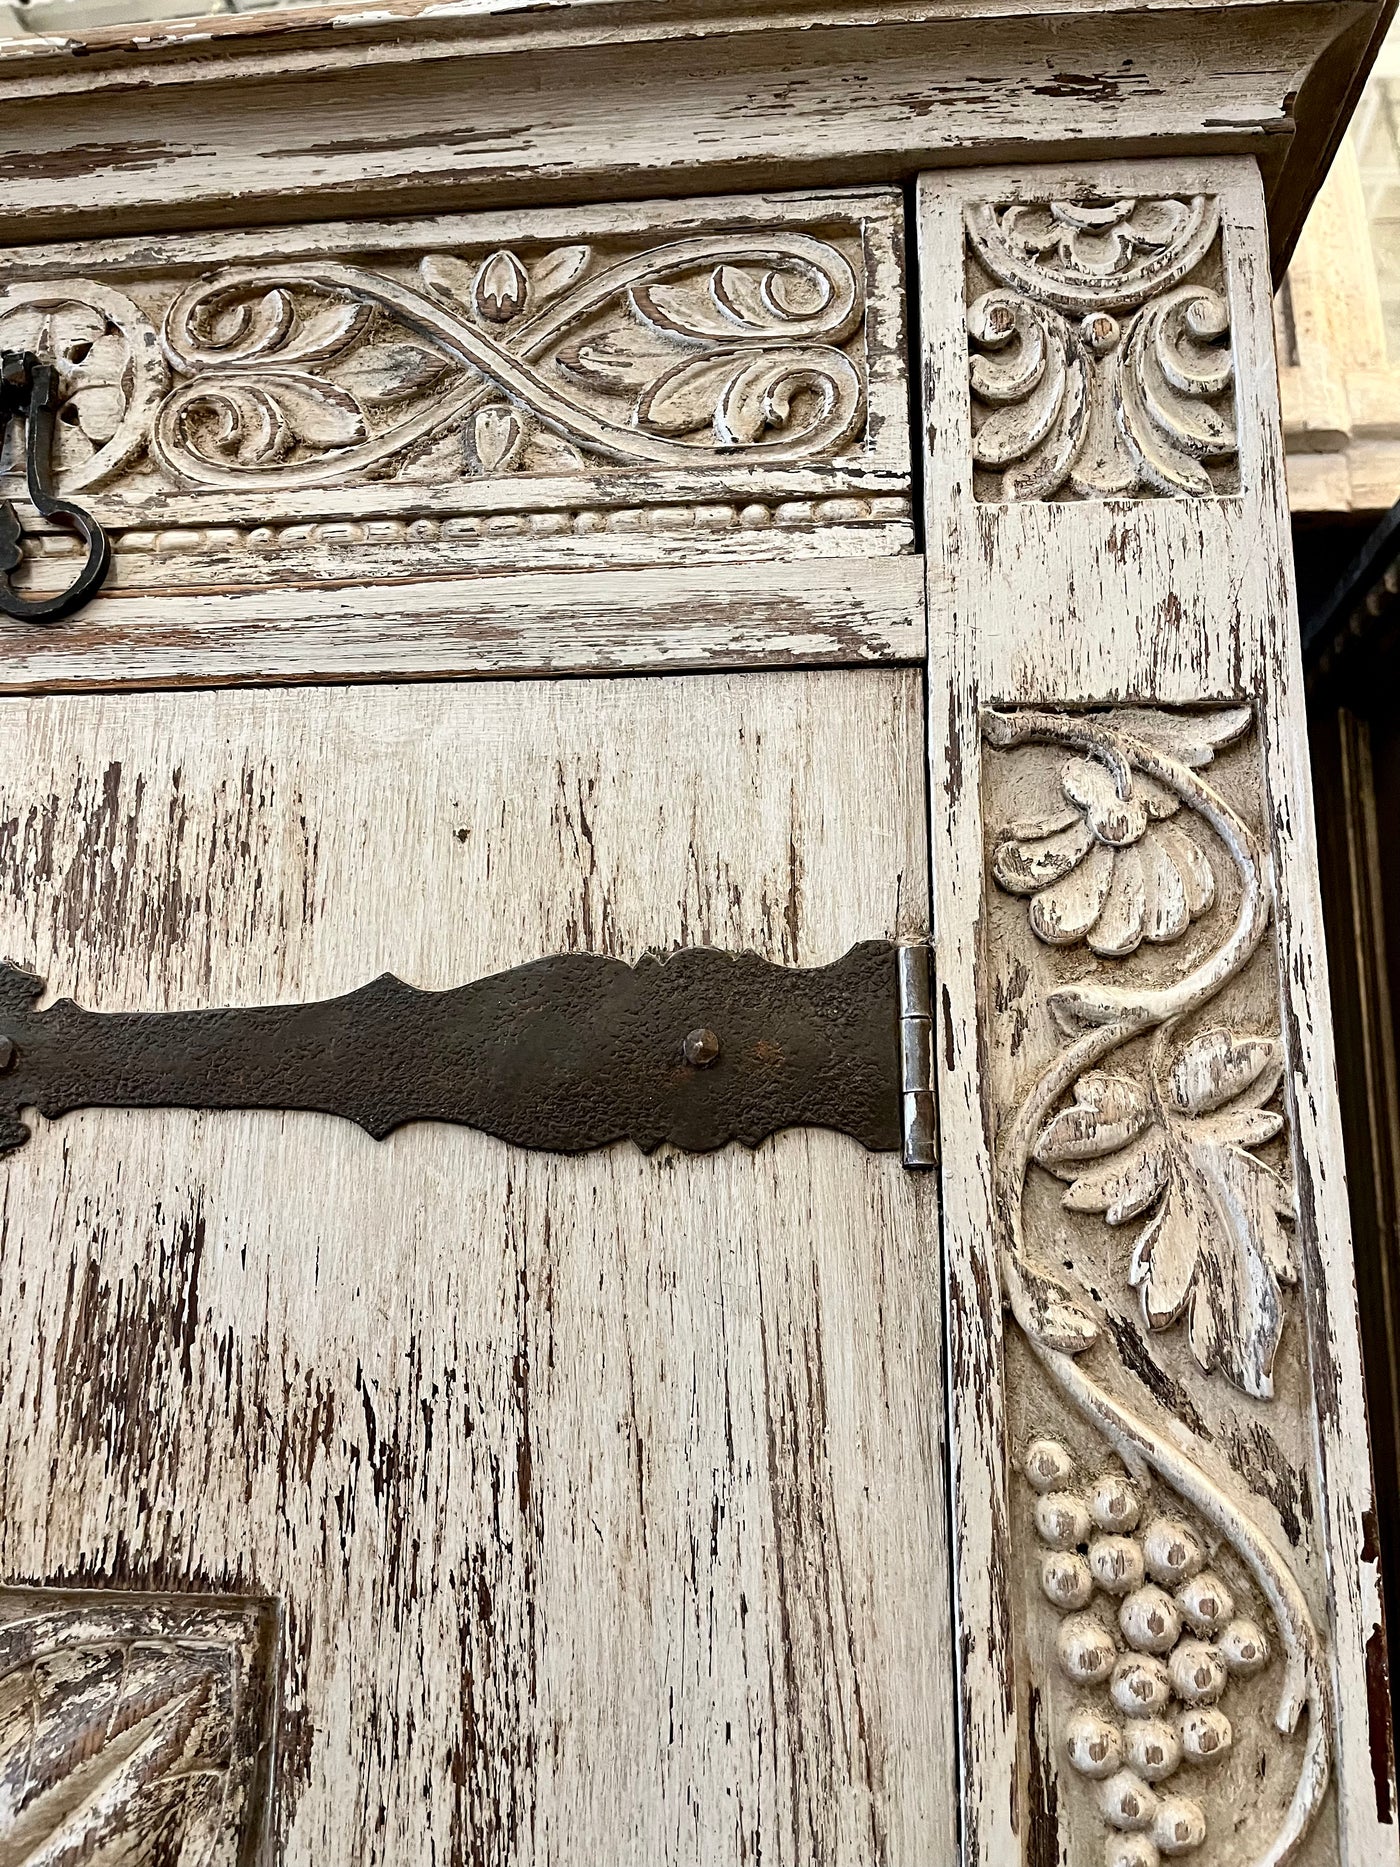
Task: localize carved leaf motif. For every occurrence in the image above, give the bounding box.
[262,373,366,450]
[966,291,1088,498]
[1117,286,1236,497]
[419,253,476,310]
[1106,705,1253,769]
[473,250,529,325]
[273,300,371,367]
[556,332,670,390]
[0,1638,234,1865]
[334,342,449,405]
[1038,1032,1296,1398]
[636,354,743,437]
[187,372,367,466]
[469,403,526,474]
[1034,1072,1153,1167]
[531,244,591,301]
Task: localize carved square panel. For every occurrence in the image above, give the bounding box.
[964,195,1239,502]
[0,1586,279,1865]
[0,189,910,599]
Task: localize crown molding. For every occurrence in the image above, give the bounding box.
[0,0,1391,268]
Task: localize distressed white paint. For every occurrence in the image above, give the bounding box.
[0,668,954,1866]
[921,155,1396,1867]
[0,557,927,693]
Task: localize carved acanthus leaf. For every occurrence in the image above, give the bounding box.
[965,196,1236,501]
[1037,1032,1297,1398]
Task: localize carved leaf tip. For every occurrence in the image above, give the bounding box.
[1038,1030,1296,1399]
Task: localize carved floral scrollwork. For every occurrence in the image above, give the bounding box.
[0,283,168,492]
[983,704,1330,1865]
[965,197,1237,500]
[149,232,868,490]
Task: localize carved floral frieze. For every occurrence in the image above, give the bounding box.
[0,197,906,578]
[965,197,1238,501]
[0,1587,278,1866]
[982,705,1329,1866]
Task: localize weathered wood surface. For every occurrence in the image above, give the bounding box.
[921,156,1397,1866]
[0,188,912,616]
[0,557,926,692]
[0,0,1384,272]
[0,667,954,1865]
[0,1585,280,1865]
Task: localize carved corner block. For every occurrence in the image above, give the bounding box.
[0,190,911,595]
[980,703,1333,1864]
[965,197,1238,502]
[0,1587,278,1865]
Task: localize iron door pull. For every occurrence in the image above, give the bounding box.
[0,351,111,624]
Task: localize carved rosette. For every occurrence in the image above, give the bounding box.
[965,198,1237,501]
[0,283,168,492]
[982,705,1331,1865]
[0,1587,278,1866]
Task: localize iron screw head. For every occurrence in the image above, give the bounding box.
[682,1027,721,1068]
[0,1037,16,1073]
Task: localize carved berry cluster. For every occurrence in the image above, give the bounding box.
[1026,1438,1270,1865]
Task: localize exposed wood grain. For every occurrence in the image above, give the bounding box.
[0,557,926,692]
[921,155,1397,1867]
[0,667,954,1866]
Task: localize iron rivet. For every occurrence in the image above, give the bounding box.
[682,1027,721,1068]
[0,1037,16,1073]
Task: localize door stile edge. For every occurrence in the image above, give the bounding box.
[921,154,1399,1867]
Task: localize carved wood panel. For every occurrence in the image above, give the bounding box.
[966,196,1238,502]
[0,190,910,598]
[985,704,1331,1867]
[922,156,1397,1867]
[0,1587,278,1867]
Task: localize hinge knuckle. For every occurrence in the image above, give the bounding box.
[897,940,938,1169]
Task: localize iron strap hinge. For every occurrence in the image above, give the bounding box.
[0,940,938,1170]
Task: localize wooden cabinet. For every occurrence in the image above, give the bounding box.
[0,7,1395,1864]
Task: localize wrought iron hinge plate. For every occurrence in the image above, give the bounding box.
[0,941,937,1168]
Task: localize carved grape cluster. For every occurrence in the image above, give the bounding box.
[1026,1438,1270,1865]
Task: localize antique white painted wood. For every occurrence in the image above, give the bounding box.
[0,4,1394,1864]
[922,155,1398,1867]
[0,670,953,1863]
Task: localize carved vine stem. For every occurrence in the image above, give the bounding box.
[982,707,1331,1866]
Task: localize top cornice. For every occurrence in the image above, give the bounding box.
[0,0,1391,270]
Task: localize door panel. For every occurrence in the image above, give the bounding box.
[0,668,952,1865]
